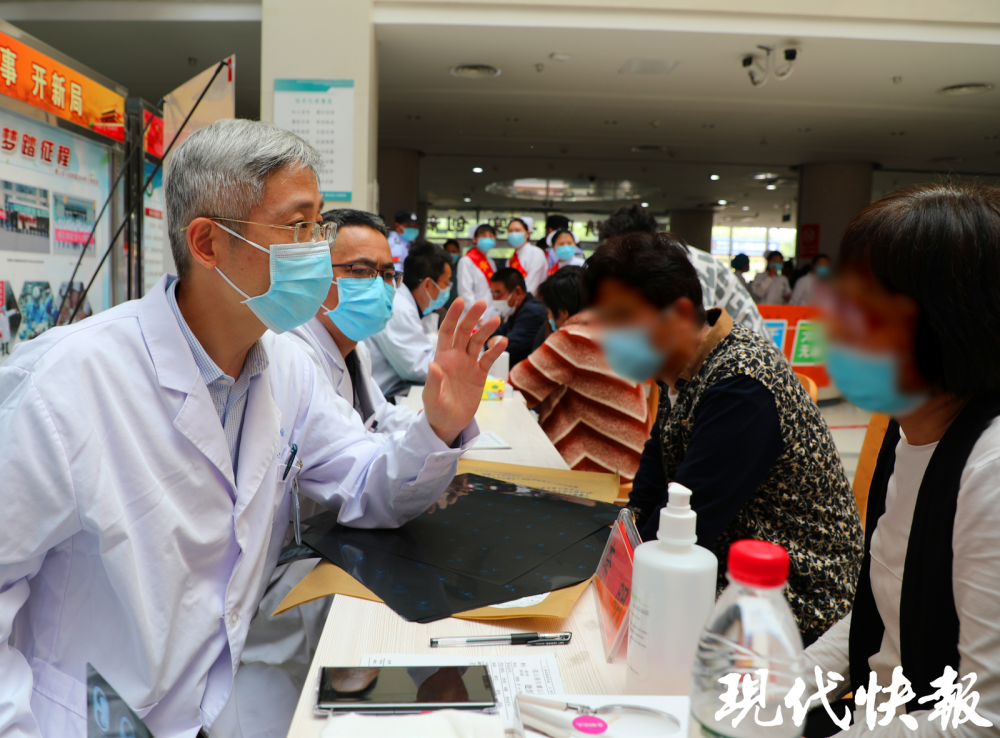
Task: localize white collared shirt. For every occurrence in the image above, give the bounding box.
[287,317,419,435]
[0,275,477,738]
[456,252,497,320]
[366,283,438,398]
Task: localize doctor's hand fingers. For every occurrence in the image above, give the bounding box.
[436,299,465,352]
[453,300,487,353]
[468,315,500,356]
[478,336,507,372]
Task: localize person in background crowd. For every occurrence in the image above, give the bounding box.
[368,240,451,398]
[731,253,750,287]
[548,228,585,273]
[585,231,862,645]
[387,208,419,269]
[486,267,548,367]
[599,204,769,340]
[456,222,498,320]
[542,213,570,246]
[750,249,792,304]
[790,253,832,306]
[509,266,650,481]
[245,208,420,692]
[442,238,462,309]
[801,182,1000,737]
[505,216,547,294]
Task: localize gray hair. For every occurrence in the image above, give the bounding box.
[165,118,321,278]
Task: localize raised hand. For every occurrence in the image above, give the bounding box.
[422,298,507,445]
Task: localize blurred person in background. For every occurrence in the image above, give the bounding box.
[486,267,547,367]
[368,240,450,397]
[790,253,832,306]
[387,208,419,268]
[505,216,547,294]
[509,266,651,481]
[731,253,750,287]
[802,182,1000,736]
[750,249,792,304]
[585,231,862,644]
[442,238,462,309]
[599,204,769,339]
[547,228,585,273]
[456,222,498,320]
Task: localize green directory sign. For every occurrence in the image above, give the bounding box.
[791,320,825,366]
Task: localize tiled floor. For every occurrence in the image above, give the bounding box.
[820,401,872,485]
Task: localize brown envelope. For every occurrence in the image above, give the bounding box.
[272,460,618,618]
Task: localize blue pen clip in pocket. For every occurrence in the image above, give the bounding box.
[281,443,305,546]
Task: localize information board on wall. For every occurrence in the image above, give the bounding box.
[142,161,171,294]
[273,79,353,202]
[0,105,111,362]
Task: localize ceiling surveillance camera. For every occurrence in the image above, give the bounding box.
[742,56,754,68]
[774,47,799,80]
[784,48,798,62]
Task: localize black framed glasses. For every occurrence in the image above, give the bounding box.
[332,263,403,287]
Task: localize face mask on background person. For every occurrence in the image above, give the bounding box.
[402,227,419,242]
[422,279,451,316]
[602,325,666,382]
[507,232,527,248]
[555,244,576,262]
[477,237,496,251]
[769,261,783,274]
[448,252,460,264]
[493,297,515,319]
[825,344,929,416]
[815,265,832,280]
[213,221,332,334]
[549,317,558,332]
[324,277,395,342]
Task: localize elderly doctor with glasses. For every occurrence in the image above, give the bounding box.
[0,119,506,738]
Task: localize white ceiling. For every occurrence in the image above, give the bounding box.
[376,22,1000,224]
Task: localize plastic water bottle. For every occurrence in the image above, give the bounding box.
[689,540,805,738]
[625,482,718,695]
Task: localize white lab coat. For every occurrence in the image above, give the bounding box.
[0,275,477,738]
[790,272,819,306]
[749,271,791,305]
[287,317,419,435]
[456,251,497,320]
[366,283,437,398]
[509,243,548,295]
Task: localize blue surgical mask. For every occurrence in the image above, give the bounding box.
[325,277,395,341]
[477,237,496,251]
[602,326,665,382]
[555,245,576,262]
[549,318,558,332]
[508,232,526,248]
[825,344,928,416]
[815,265,832,280]
[770,261,783,273]
[402,227,419,242]
[214,222,332,334]
[448,252,460,264]
[423,280,451,315]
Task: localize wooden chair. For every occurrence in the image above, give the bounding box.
[796,372,819,403]
[852,413,891,530]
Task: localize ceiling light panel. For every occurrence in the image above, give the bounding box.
[618,59,679,75]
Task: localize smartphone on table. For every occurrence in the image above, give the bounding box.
[315,665,497,715]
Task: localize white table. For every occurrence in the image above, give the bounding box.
[287,393,626,737]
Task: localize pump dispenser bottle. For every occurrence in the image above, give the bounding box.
[625,482,718,695]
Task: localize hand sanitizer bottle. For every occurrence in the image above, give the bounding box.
[625,482,718,695]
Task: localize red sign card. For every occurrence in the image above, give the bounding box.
[593,508,642,663]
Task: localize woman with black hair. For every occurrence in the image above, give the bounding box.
[804,182,1000,735]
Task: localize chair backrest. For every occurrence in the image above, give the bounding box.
[796,372,819,403]
[852,413,891,530]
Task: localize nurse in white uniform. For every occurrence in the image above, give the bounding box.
[505,216,547,295]
[456,223,498,320]
[367,241,452,398]
[0,119,507,738]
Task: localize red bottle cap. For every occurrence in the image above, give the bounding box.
[727,540,789,588]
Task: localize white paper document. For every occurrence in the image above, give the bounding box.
[472,431,513,450]
[361,652,564,733]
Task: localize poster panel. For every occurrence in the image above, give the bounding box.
[162,56,235,152]
[141,161,171,294]
[0,104,111,362]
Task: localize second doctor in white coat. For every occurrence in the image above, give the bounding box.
[0,119,507,738]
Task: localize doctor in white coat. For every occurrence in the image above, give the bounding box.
[455,223,498,320]
[367,241,452,399]
[0,119,506,738]
[504,216,547,295]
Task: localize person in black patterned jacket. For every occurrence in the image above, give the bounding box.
[583,231,863,644]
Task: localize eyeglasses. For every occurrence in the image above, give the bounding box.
[189,218,337,244]
[332,263,403,287]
